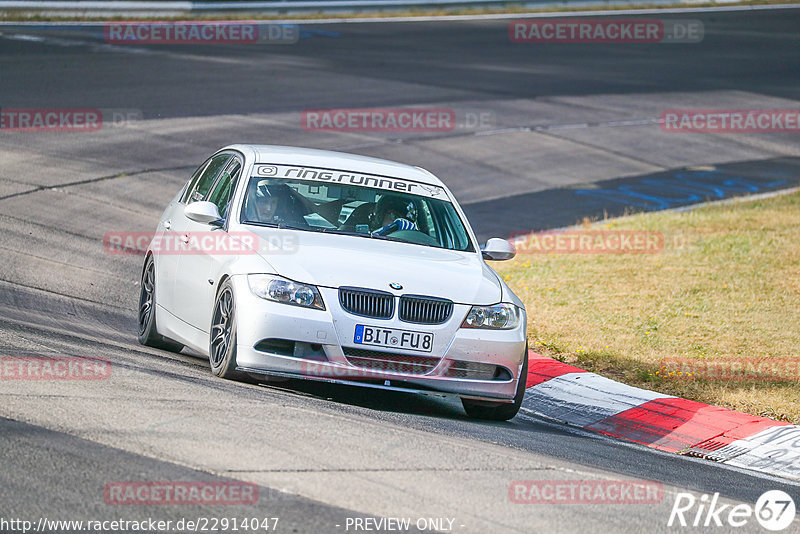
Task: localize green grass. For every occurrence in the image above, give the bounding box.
[496,190,800,423]
[1,0,798,22]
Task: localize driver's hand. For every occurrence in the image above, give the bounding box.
[372,218,417,236]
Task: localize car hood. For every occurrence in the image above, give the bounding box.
[247,228,502,305]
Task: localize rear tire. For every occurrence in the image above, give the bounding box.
[462,344,528,421]
[137,255,184,353]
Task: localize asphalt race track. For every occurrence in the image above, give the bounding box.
[1,7,799,533]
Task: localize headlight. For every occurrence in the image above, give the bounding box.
[248,274,325,310]
[461,303,521,330]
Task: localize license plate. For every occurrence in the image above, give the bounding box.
[354,325,433,353]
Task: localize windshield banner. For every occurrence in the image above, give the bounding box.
[252,164,447,199]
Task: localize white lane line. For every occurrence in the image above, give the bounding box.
[0,31,259,63]
[0,31,157,53]
[2,33,45,41]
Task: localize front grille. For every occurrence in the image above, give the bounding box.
[343,347,440,375]
[398,295,453,324]
[443,360,511,381]
[339,287,394,319]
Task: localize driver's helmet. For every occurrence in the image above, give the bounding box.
[371,195,417,228]
[250,183,287,223]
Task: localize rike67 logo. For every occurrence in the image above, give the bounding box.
[668,490,796,531]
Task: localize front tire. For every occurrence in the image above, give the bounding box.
[209,280,248,381]
[462,344,528,421]
[138,255,184,352]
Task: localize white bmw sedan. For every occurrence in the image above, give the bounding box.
[138,145,528,420]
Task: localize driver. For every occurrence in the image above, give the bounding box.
[371,195,418,236]
[251,183,304,226]
[252,185,280,223]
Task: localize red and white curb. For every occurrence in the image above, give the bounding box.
[523,352,800,481]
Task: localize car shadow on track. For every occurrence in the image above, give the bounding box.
[254,376,470,419]
[184,350,519,423]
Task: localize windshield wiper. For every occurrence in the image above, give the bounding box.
[247,221,366,235]
[244,221,429,246]
[366,232,406,242]
[244,221,313,232]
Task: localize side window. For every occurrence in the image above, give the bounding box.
[182,154,231,204]
[180,159,210,204]
[206,158,242,219]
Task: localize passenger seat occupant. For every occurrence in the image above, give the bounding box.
[371,195,418,236]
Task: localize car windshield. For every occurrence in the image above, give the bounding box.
[240,171,474,252]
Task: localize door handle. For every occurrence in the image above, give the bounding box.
[164,220,172,230]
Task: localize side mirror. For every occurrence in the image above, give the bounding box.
[481,238,516,261]
[185,201,223,226]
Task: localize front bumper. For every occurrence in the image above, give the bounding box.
[232,276,527,402]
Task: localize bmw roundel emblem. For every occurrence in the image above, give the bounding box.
[389,282,403,290]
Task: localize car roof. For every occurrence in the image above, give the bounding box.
[224,144,443,186]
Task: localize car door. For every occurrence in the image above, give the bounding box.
[155,159,207,314]
[160,152,232,316]
[173,154,243,332]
